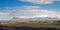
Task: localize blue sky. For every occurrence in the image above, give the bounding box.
[0,0,60,10]
[0,0,60,20]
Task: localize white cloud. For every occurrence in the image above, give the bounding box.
[11,6,58,18]
[1,6,59,20]
[20,0,53,4]
[0,12,12,20]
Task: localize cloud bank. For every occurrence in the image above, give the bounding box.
[0,12,12,20]
[0,6,60,20]
[12,6,58,18]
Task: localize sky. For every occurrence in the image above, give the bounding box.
[0,0,60,20]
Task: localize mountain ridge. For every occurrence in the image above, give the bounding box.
[10,17,60,22]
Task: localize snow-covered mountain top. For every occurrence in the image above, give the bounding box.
[10,17,60,22]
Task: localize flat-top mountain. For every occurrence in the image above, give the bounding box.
[10,17,60,22]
